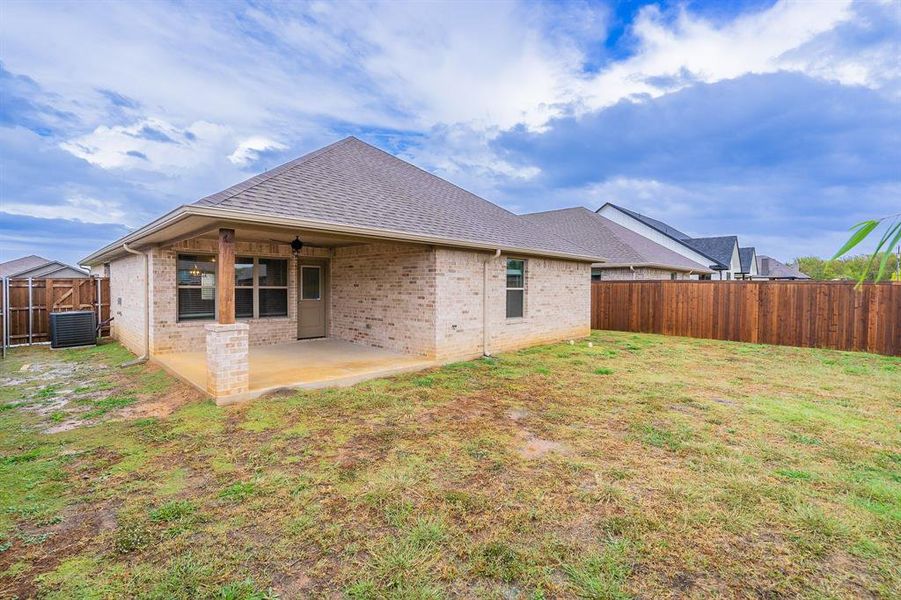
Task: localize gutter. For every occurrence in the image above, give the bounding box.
[593,262,715,274]
[482,249,501,357]
[120,243,150,366]
[81,205,607,266]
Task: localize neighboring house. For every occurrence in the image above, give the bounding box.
[521,207,714,280]
[754,255,811,280]
[0,255,89,279]
[596,203,744,280]
[682,236,742,280]
[80,137,603,402]
[738,247,758,280]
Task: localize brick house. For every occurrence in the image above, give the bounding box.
[81,137,603,403]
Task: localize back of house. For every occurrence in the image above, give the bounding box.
[81,137,604,401]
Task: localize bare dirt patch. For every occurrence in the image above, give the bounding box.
[517,431,569,459]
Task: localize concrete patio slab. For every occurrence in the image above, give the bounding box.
[153,338,434,404]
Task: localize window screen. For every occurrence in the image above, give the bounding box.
[591,268,602,282]
[506,259,525,319]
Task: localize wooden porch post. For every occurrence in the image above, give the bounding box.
[217,228,235,324]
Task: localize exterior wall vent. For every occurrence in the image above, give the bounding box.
[49,311,97,349]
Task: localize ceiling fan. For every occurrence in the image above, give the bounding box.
[268,235,318,256]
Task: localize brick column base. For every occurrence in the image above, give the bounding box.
[205,323,250,400]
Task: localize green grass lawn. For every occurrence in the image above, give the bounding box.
[0,332,898,599]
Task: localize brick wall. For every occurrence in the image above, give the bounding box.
[108,238,328,355]
[108,237,592,362]
[434,249,591,361]
[109,252,146,356]
[149,239,305,354]
[205,323,249,397]
[597,267,692,280]
[329,243,438,357]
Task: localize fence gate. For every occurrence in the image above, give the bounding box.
[0,277,111,357]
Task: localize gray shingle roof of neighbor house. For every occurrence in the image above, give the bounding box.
[683,236,738,269]
[739,247,756,274]
[598,203,730,268]
[0,255,89,278]
[757,255,811,279]
[521,207,714,273]
[82,137,604,264]
[608,204,692,240]
[192,137,601,259]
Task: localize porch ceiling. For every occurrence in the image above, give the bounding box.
[154,338,434,401]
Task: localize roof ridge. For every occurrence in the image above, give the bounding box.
[358,139,529,219]
[197,136,357,207]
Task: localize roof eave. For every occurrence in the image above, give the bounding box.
[81,205,607,266]
[593,261,715,274]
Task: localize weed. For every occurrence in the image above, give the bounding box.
[594,367,614,375]
[218,482,257,502]
[149,500,196,523]
[564,539,633,599]
[472,540,526,582]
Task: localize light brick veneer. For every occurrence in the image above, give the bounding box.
[109,252,147,356]
[597,267,692,280]
[108,236,592,384]
[329,243,438,356]
[205,323,249,397]
[434,249,590,361]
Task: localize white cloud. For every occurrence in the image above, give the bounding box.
[228,136,288,166]
[579,0,857,111]
[59,118,231,172]
[1,194,132,226]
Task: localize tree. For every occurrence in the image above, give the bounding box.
[832,214,901,284]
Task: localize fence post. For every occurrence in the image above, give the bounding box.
[2,277,8,357]
[95,276,102,338]
[27,277,33,345]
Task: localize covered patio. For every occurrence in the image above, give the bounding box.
[155,337,434,403]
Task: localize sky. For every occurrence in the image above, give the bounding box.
[1,0,899,266]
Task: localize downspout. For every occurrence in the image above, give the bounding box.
[121,243,150,365]
[482,249,501,357]
[630,265,636,280]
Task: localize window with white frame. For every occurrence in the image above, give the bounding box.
[506,258,525,319]
[591,268,603,281]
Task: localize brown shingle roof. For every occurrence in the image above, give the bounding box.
[193,137,598,260]
[522,207,713,272]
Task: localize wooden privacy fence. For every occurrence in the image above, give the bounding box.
[591,281,901,356]
[0,277,111,352]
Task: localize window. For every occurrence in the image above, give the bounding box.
[177,254,217,320]
[301,266,321,300]
[670,272,678,280]
[235,257,254,319]
[258,258,288,317]
[725,272,732,281]
[506,258,525,319]
[699,274,712,280]
[591,268,603,282]
[176,254,288,321]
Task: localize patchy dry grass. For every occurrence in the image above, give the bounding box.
[0,332,898,598]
